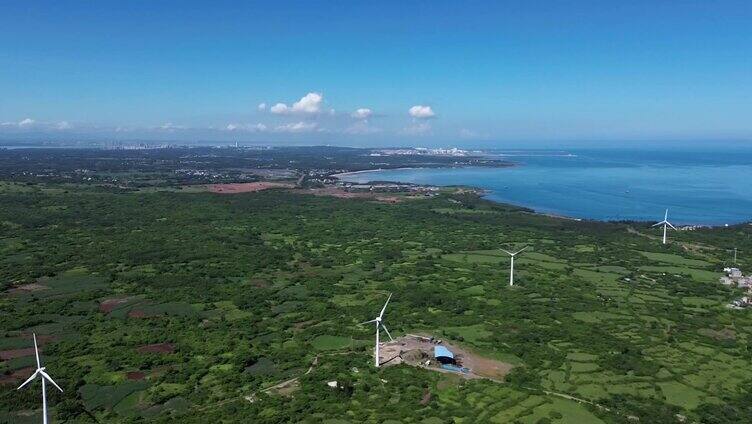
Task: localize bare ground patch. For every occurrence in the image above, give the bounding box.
[0,367,35,385]
[137,343,175,354]
[126,371,146,380]
[208,182,294,194]
[6,283,49,294]
[127,309,147,319]
[99,297,132,313]
[0,347,37,360]
[379,335,514,380]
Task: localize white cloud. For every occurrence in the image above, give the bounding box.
[270,103,289,114]
[274,121,318,133]
[18,118,36,127]
[351,108,373,120]
[408,105,435,119]
[56,121,72,130]
[257,102,267,111]
[270,92,325,115]
[225,123,267,132]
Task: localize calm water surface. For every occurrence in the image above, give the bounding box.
[340,147,752,225]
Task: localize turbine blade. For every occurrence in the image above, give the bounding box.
[665,209,669,220]
[513,246,528,255]
[667,221,677,230]
[381,323,394,341]
[378,293,392,319]
[39,370,63,393]
[500,249,514,256]
[651,221,666,227]
[16,370,39,390]
[359,319,377,325]
[33,333,41,369]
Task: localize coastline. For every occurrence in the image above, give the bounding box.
[330,159,515,179]
[330,166,427,178]
[333,166,589,223]
[333,166,747,228]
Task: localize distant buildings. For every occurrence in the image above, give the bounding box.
[721,268,752,308]
[369,147,478,157]
[720,267,752,288]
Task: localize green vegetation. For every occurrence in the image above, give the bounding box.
[2,155,752,422]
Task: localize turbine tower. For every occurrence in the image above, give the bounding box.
[17,333,63,424]
[360,293,393,367]
[501,246,527,286]
[652,209,676,245]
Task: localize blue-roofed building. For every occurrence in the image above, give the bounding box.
[434,345,455,364]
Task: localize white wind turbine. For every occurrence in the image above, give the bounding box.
[17,333,63,424]
[360,293,393,367]
[501,246,528,287]
[652,209,676,245]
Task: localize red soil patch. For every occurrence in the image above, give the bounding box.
[6,283,49,294]
[126,371,146,381]
[137,343,175,354]
[0,367,35,385]
[0,347,37,360]
[99,297,131,313]
[127,309,147,319]
[208,182,294,194]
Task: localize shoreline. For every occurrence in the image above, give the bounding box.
[333,166,747,228]
[330,166,428,178]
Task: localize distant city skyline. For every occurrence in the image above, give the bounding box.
[2,1,751,145]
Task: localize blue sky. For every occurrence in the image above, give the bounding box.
[1,1,751,146]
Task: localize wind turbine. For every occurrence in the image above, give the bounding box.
[652,209,676,245]
[360,293,393,367]
[501,246,527,286]
[17,333,63,424]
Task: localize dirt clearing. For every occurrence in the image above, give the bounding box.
[126,371,146,380]
[99,297,132,313]
[6,283,49,294]
[208,182,294,193]
[137,343,175,354]
[378,335,514,380]
[0,367,35,385]
[0,348,37,360]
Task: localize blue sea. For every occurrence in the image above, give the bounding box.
[340,146,752,225]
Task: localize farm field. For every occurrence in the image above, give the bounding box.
[2,183,752,423]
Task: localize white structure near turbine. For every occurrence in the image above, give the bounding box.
[360,293,393,367]
[652,209,676,244]
[501,246,527,286]
[17,333,63,424]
